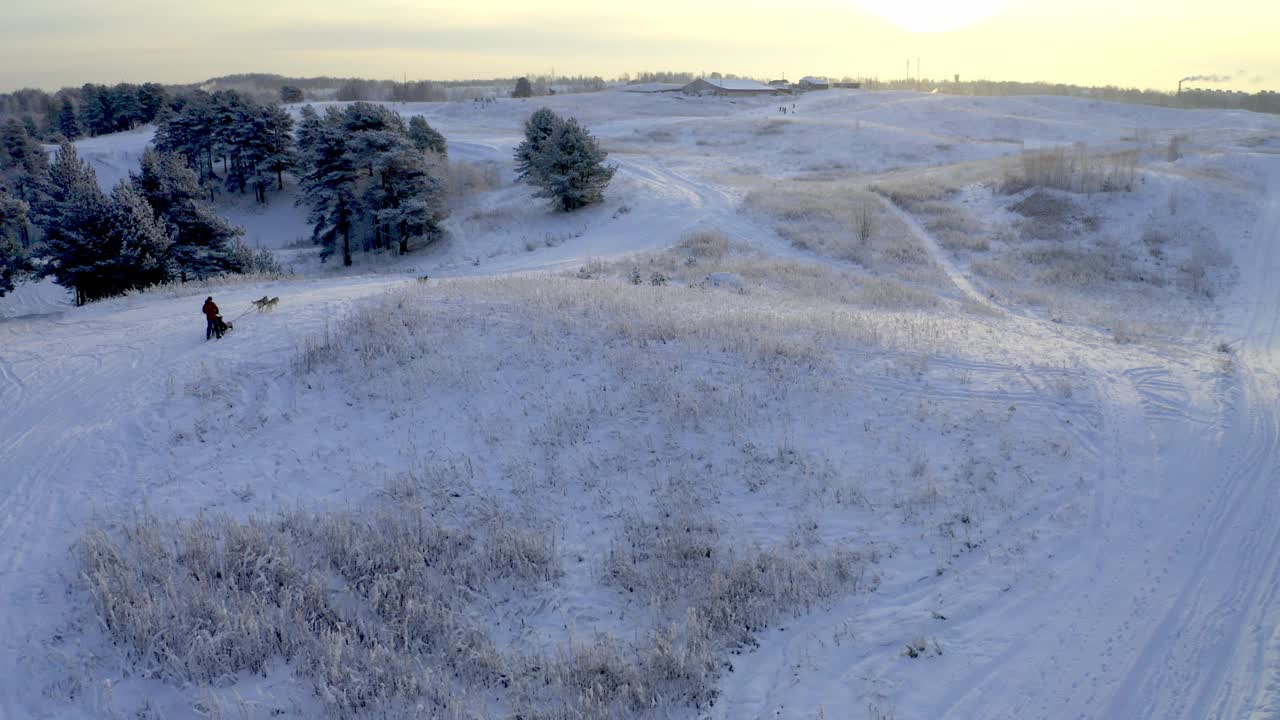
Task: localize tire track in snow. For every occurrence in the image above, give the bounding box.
[1124,365,1217,426]
[1105,370,1280,719]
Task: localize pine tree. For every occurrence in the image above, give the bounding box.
[513,77,533,98]
[298,104,448,264]
[408,116,447,156]
[37,142,114,304]
[1,118,49,247]
[298,112,358,265]
[211,91,255,195]
[528,118,616,212]
[58,101,81,140]
[102,181,171,290]
[107,84,143,132]
[137,83,168,123]
[0,189,31,296]
[233,106,270,201]
[133,149,242,280]
[294,105,324,159]
[44,102,59,140]
[513,107,562,181]
[78,84,108,136]
[155,92,224,198]
[256,104,296,196]
[341,102,407,175]
[280,85,304,104]
[2,118,50,181]
[366,139,448,253]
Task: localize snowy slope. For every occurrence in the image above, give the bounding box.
[3,91,1280,719]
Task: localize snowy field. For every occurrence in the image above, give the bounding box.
[3,88,1280,719]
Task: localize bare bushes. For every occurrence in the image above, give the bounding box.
[1008,191,1082,241]
[678,229,730,261]
[605,513,865,649]
[921,202,989,252]
[1023,242,1146,288]
[596,236,941,311]
[509,509,870,716]
[1178,233,1233,299]
[870,178,950,214]
[1009,191,1077,221]
[633,127,676,143]
[755,119,790,136]
[448,159,504,202]
[1002,144,1138,194]
[293,274,968,372]
[854,276,941,308]
[78,506,558,718]
[745,184,928,271]
[511,621,726,719]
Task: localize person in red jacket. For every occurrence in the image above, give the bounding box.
[202,296,222,340]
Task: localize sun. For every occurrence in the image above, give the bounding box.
[860,0,1007,32]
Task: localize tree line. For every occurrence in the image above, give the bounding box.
[295,103,449,265]
[0,118,255,303]
[858,78,1280,115]
[155,90,295,204]
[2,91,616,303]
[0,83,173,143]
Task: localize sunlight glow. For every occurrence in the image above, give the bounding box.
[860,0,1007,32]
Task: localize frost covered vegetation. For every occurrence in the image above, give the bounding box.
[869,145,1244,334]
[11,86,1279,720]
[66,261,1098,716]
[742,182,944,287]
[79,499,865,718]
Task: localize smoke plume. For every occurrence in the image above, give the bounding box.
[1180,74,1233,83]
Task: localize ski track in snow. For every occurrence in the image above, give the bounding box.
[2,94,1280,719]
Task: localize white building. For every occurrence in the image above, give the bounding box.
[682,78,779,96]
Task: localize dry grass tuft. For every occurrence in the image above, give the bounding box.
[1001,144,1138,194]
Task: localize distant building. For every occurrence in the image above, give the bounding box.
[798,76,830,90]
[682,78,779,96]
[768,79,790,87]
[621,83,684,93]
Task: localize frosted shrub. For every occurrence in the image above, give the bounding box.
[77,505,558,718]
[586,509,868,712]
[744,185,928,272]
[1010,145,1137,194]
[448,159,503,197]
[520,625,720,717]
[678,229,730,260]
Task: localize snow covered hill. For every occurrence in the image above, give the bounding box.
[2,89,1280,719]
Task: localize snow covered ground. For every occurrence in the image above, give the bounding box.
[2,89,1280,719]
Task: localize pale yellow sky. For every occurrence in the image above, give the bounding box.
[2,0,1275,93]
